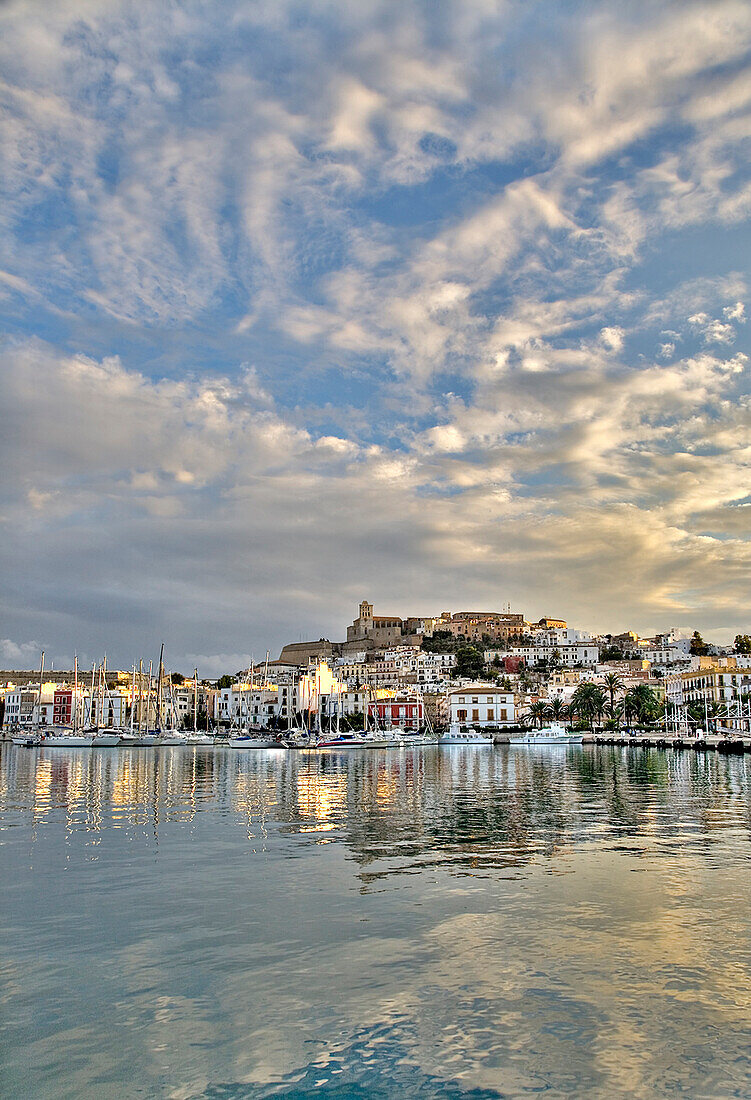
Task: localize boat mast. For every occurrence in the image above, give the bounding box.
[35,649,45,731]
[101,655,107,728]
[146,660,154,730]
[73,654,78,734]
[90,661,97,730]
[138,659,144,733]
[156,644,165,731]
[193,668,198,733]
[130,664,136,734]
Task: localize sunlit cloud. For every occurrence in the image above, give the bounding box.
[0,0,749,665]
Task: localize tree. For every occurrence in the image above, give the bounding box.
[216,674,234,690]
[734,634,751,654]
[546,698,568,723]
[624,685,660,727]
[690,631,709,656]
[453,644,485,680]
[170,672,184,685]
[570,683,607,730]
[526,701,548,728]
[687,698,720,730]
[422,630,457,654]
[602,672,624,718]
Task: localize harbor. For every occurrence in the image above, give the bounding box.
[3,737,751,1099]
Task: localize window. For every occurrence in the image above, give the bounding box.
[500,708,507,720]
[472,709,480,721]
[457,709,467,721]
[458,696,465,704]
[486,697,493,703]
[487,709,494,721]
[472,697,478,704]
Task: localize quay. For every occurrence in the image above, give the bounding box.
[577,733,751,753]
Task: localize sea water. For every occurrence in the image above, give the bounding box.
[2,743,751,1099]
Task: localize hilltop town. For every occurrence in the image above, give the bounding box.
[2,600,750,735]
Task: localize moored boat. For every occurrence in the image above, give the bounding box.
[12,733,41,747]
[437,725,493,745]
[508,723,583,746]
[228,733,282,748]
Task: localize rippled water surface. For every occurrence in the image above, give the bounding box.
[2,743,751,1099]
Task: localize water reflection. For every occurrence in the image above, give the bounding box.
[2,744,751,878]
[3,743,751,1100]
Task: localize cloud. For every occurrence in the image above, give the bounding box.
[724,302,746,323]
[0,639,43,667]
[0,1,750,663]
[688,310,741,345]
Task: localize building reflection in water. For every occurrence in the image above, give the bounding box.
[1,744,750,881]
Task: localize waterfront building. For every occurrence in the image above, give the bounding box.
[4,684,57,728]
[170,683,213,725]
[53,686,89,726]
[448,685,516,727]
[368,694,424,730]
[546,669,589,703]
[214,683,279,728]
[665,656,751,708]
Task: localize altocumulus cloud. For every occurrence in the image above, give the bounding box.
[0,0,750,669]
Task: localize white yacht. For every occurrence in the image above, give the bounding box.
[437,725,494,745]
[11,732,41,747]
[182,731,216,746]
[508,723,584,746]
[228,733,282,748]
[40,728,95,747]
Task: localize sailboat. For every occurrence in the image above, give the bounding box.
[42,656,97,747]
[229,659,281,747]
[90,657,121,745]
[11,651,44,746]
[184,668,214,745]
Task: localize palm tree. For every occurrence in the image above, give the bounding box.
[546,697,568,723]
[571,682,607,730]
[526,701,548,728]
[601,672,624,719]
[624,685,660,728]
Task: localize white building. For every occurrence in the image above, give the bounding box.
[637,645,689,667]
[333,646,456,691]
[3,686,56,728]
[448,685,516,727]
[510,642,599,667]
[665,657,751,708]
[214,684,279,728]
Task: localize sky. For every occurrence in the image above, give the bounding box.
[1,0,750,675]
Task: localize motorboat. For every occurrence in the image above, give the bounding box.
[508,723,584,745]
[437,725,493,745]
